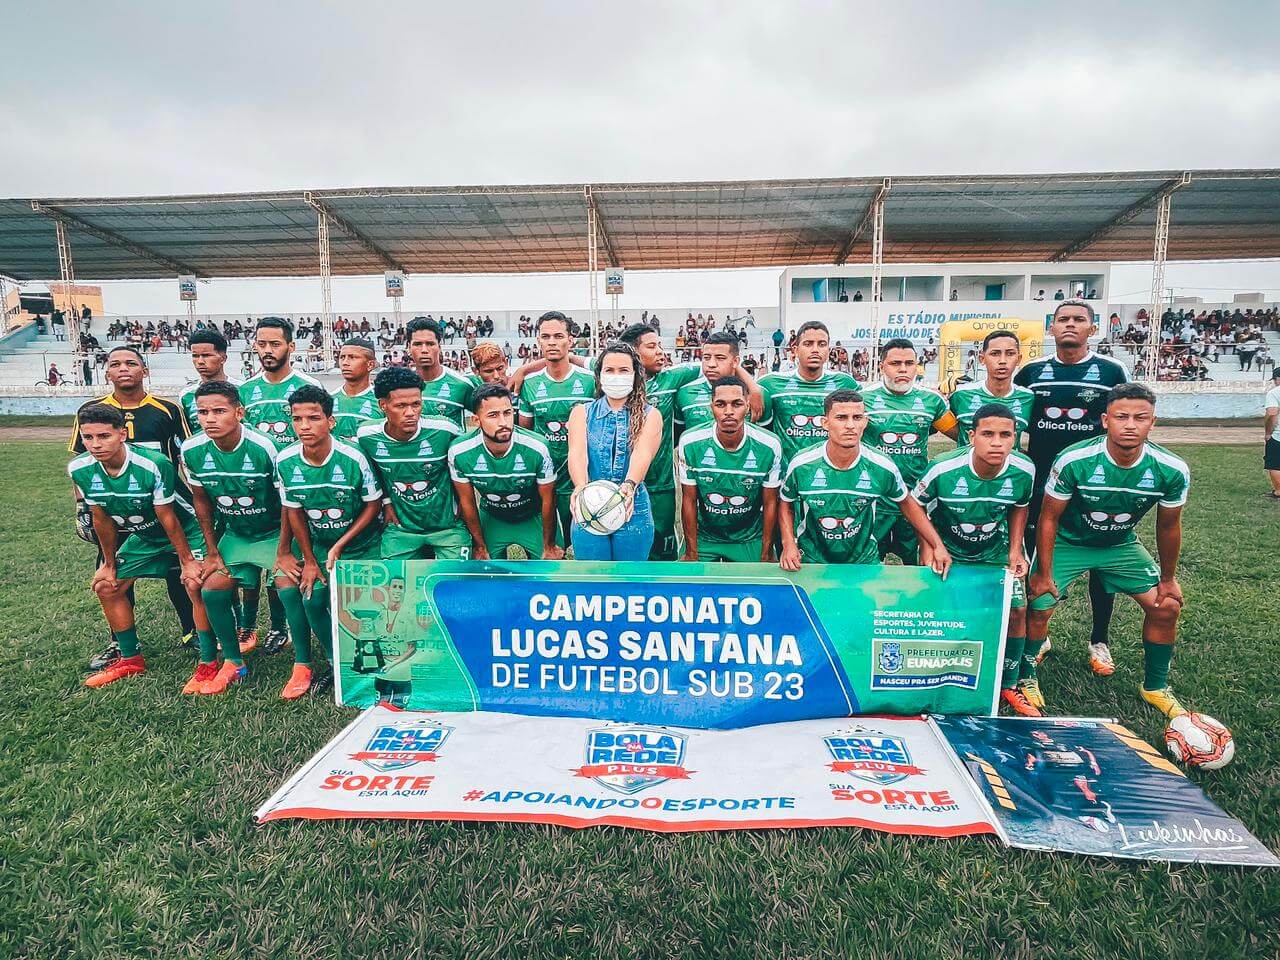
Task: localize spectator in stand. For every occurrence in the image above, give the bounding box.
[47,362,61,385]
[1265,367,1280,498]
[950,290,959,301]
[1088,288,1099,299]
[1054,289,1065,300]
[852,290,863,302]
[1034,290,1045,301]
[81,303,92,329]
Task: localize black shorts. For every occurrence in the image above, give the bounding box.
[1266,437,1280,471]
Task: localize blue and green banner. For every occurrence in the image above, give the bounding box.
[332,560,1011,727]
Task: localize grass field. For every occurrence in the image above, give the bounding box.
[2,439,1278,959]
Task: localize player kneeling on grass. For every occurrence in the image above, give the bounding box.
[449,383,564,560]
[182,380,297,695]
[778,389,951,575]
[914,404,1039,715]
[69,404,216,689]
[678,376,782,563]
[274,385,384,699]
[1028,382,1192,718]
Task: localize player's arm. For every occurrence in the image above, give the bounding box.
[451,476,489,561]
[899,494,951,579]
[625,409,663,490]
[778,498,801,572]
[680,482,699,561]
[190,486,226,577]
[1007,504,1029,577]
[518,410,534,429]
[327,499,382,569]
[154,501,202,590]
[1029,494,1069,601]
[1154,503,1185,608]
[537,480,563,560]
[759,486,779,563]
[566,404,589,512]
[90,505,121,592]
[1265,403,1278,442]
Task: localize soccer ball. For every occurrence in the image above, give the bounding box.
[576,480,629,535]
[1165,713,1235,770]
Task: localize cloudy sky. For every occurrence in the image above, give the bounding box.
[3,1,1279,314]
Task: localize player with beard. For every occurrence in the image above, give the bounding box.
[331,337,382,439]
[674,331,764,434]
[1028,383,1191,718]
[179,328,235,433]
[758,321,859,470]
[449,384,563,560]
[948,330,1036,446]
[862,339,959,563]
[1015,299,1130,681]
[405,317,477,430]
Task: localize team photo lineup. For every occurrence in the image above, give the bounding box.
[67,299,1199,729]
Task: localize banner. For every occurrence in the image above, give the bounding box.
[332,560,1010,727]
[256,706,997,835]
[178,275,197,301]
[604,267,624,295]
[384,270,405,298]
[937,716,1280,867]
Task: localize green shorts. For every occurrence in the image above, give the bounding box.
[218,530,283,587]
[649,488,678,561]
[380,524,470,561]
[115,526,206,581]
[698,538,763,563]
[874,503,919,564]
[1028,539,1160,611]
[480,511,545,560]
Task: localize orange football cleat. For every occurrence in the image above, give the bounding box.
[280,663,314,700]
[182,662,220,695]
[200,660,248,695]
[85,655,146,688]
[1001,687,1043,717]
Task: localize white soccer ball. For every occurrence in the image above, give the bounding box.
[1165,712,1235,770]
[576,480,628,535]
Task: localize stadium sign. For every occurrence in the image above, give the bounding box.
[178,275,197,301]
[332,559,1012,725]
[384,270,405,298]
[604,268,624,295]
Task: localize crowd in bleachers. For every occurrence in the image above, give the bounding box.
[1104,306,1277,381]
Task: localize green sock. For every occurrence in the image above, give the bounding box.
[239,587,259,632]
[196,629,218,664]
[1142,641,1174,691]
[203,588,244,665]
[1020,646,1039,681]
[1002,635,1027,690]
[114,627,140,659]
[267,586,286,633]
[300,583,332,667]
[277,586,314,665]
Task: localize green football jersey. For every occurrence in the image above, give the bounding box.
[68,445,195,544]
[275,439,383,551]
[674,376,716,432]
[781,443,908,564]
[179,377,240,435]
[356,418,463,534]
[947,381,1036,447]
[180,426,282,540]
[643,363,701,491]
[758,370,860,467]
[1043,436,1190,548]
[862,382,955,487]
[331,385,383,440]
[913,447,1035,563]
[677,424,782,544]
[448,427,556,523]
[418,368,478,429]
[240,369,325,451]
[518,366,596,496]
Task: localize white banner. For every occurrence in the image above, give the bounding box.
[256,707,997,835]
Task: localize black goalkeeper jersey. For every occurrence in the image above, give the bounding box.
[68,392,189,463]
[1014,352,1129,479]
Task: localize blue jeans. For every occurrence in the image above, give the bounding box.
[571,494,654,561]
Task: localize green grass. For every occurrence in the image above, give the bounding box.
[1,441,1277,960]
[0,415,75,428]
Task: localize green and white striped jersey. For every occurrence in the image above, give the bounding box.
[356,418,463,534]
[448,427,556,523]
[275,439,383,551]
[677,423,782,544]
[331,385,383,440]
[68,445,194,543]
[518,366,596,496]
[913,447,1035,563]
[180,426,281,540]
[240,369,325,451]
[947,381,1036,447]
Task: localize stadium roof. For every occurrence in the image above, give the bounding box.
[1,169,1278,281]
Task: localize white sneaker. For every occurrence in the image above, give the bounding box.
[1089,642,1115,677]
[1034,639,1052,665]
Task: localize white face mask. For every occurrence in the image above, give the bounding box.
[600,373,633,399]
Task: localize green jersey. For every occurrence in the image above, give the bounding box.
[759,370,860,467]
[781,443,908,564]
[643,363,701,491]
[913,447,1035,563]
[68,445,195,544]
[356,418,463,534]
[418,367,478,429]
[1043,436,1190,548]
[947,381,1036,447]
[674,376,717,432]
[179,378,239,435]
[180,426,282,540]
[275,439,383,551]
[518,365,596,496]
[240,369,325,451]
[448,427,556,523]
[331,385,383,440]
[677,423,782,544]
[862,382,955,487]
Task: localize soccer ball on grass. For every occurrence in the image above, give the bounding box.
[1164,712,1234,770]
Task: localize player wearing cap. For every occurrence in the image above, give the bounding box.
[1015,299,1130,677]
[678,376,782,563]
[914,404,1038,714]
[947,330,1035,446]
[1027,383,1191,717]
[449,384,563,560]
[862,338,960,563]
[331,337,382,439]
[779,389,951,574]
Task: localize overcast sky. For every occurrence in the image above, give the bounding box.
[3,1,1279,314]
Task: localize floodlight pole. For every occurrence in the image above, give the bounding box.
[868,189,887,355]
[54,220,85,382]
[1144,192,1174,383]
[316,210,335,371]
[587,191,600,354]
